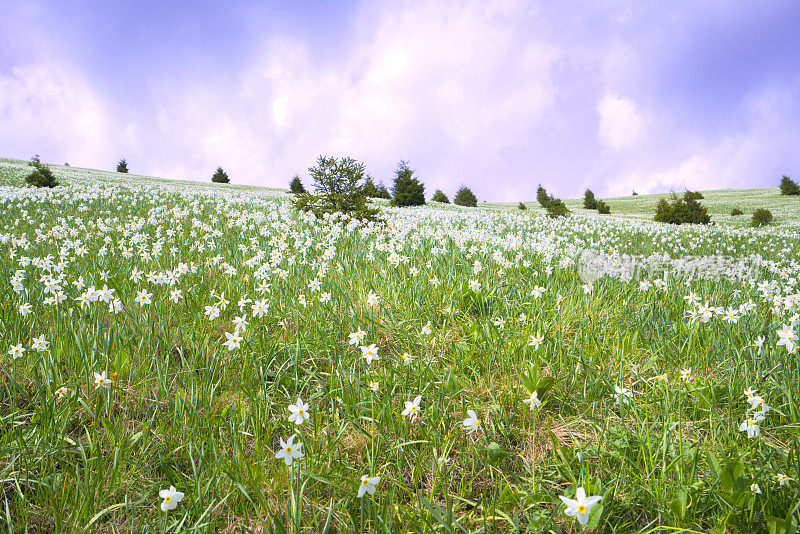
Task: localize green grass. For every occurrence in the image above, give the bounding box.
[0,158,799,533]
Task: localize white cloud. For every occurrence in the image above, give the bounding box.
[0,64,112,165]
[597,94,645,150]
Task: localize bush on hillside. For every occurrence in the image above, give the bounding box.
[597,200,611,214]
[780,175,800,195]
[583,189,597,209]
[653,191,711,225]
[453,186,478,207]
[545,199,569,218]
[518,202,527,210]
[391,160,425,207]
[752,208,773,227]
[730,207,743,216]
[25,161,59,188]
[431,190,449,203]
[212,167,230,184]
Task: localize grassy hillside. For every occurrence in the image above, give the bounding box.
[491,188,800,228]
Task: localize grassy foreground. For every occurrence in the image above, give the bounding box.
[0,159,799,533]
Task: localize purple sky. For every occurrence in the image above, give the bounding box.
[2,1,800,201]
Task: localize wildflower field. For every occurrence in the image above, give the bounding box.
[1,158,799,533]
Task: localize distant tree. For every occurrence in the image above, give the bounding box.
[64,162,70,166]
[583,189,597,209]
[25,160,59,188]
[375,182,392,199]
[536,184,550,207]
[684,190,704,200]
[31,154,40,164]
[453,186,478,207]
[212,167,230,183]
[654,191,710,225]
[391,160,425,207]
[518,202,527,210]
[431,190,449,203]
[361,176,379,198]
[116,159,128,173]
[290,175,306,194]
[596,200,611,214]
[780,175,800,195]
[292,155,381,222]
[632,191,638,196]
[752,208,773,227]
[730,207,743,216]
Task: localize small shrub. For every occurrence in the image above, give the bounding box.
[518,202,527,210]
[730,207,743,216]
[292,155,381,222]
[684,190,704,200]
[751,208,773,227]
[25,161,59,188]
[596,200,611,214]
[212,167,230,184]
[454,186,478,207]
[545,199,569,218]
[290,175,306,194]
[390,160,425,207]
[654,192,711,225]
[431,190,449,203]
[780,175,800,195]
[116,159,128,173]
[583,189,597,209]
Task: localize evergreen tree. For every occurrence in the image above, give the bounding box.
[654,192,710,224]
[780,175,800,195]
[361,176,379,198]
[431,190,449,203]
[375,182,392,199]
[292,155,381,222]
[545,199,569,218]
[453,186,478,207]
[25,161,59,188]
[583,189,597,209]
[390,160,425,207]
[212,167,230,183]
[596,200,611,214]
[290,175,306,194]
[536,184,550,207]
[116,159,128,173]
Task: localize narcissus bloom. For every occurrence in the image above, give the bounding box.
[361,344,380,364]
[462,410,480,434]
[288,398,311,425]
[275,434,304,466]
[358,475,380,497]
[159,486,185,511]
[402,395,422,421]
[559,487,602,526]
[94,371,112,389]
[523,391,542,410]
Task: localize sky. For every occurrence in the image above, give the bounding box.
[2,0,800,201]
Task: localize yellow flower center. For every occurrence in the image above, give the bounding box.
[298,410,304,415]
[577,505,587,514]
[362,480,369,486]
[286,447,292,453]
[165,496,172,502]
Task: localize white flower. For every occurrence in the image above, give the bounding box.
[55,386,69,399]
[462,410,480,434]
[468,279,481,291]
[275,434,304,466]
[134,289,152,306]
[523,391,542,410]
[401,352,413,365]
[420,321,432,336]
[288,397,311,425]
[159,486,185,511]
[582,283,593,294]
[739,413,765,439]
[223,331,242,351]
[776,324,797,353]
[357,475,380,498]
[8,344,26,359]
[680,368,692,382]
[93,371,113,389]
[528,333,544,350]
[776,474,793,487]
[361,344,380,364]
[612,385,632,405]
[402,395,422,421]
[366,292,380,307]
[369,381,379,392]
[348,328,367,346]
[750,482,761,494]
[30,335,50,352]
[559,487,602,526]
[169,289,183,303]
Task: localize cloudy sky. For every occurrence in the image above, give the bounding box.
[2,1,799,201]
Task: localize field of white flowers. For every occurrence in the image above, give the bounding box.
[0,158,798,533]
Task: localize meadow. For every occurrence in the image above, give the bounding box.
[0,158,798,533]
